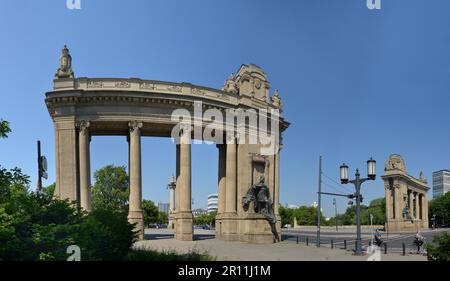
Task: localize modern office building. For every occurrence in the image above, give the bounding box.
[158,202,170,215]
[432,170,450,198]
[207,194,218,213]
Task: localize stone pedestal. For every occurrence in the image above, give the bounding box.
[220,213,238,241]
[128,210,144,239]
[239,214,276,244]
[387,219,422,232]
[176,211,194,241]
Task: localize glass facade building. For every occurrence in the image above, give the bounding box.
[432,170,450,198]
[207,194,218,213]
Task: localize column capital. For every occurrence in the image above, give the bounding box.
[128,121,143,132]
[76,120,90,135]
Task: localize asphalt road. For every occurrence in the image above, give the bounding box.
[281,228,450,252]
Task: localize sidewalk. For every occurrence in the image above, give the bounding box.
[135,230,427,261]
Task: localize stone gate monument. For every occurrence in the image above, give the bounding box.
[382,154,429,232]
[45,46,289,244]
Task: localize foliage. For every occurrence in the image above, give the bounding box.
[0,165,138,261]
[43,182,55,198]
[332,198,385,226]
[193,211,216,226]
[425,232,450,261]
[279,205,295,226]
[91,165,129,213]
[142,199,167,225]
[76,208,137,261]
[279,205,326,226]
[429,192,450,227]
[295,206,323,225]
[0,119,11,139]
[279,198,386,227]
[128,248,214,261]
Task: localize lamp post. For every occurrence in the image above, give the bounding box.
[333,198,338,231]
[339,158,376,255]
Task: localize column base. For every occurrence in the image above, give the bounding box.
[238,213,277,244]
[220,212,238,241]
[168,213,176,231]
[175,211,193,241]
[386,218,425,232]
[215,213,223,239]
[128,210,144,240]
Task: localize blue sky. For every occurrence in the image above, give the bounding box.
[0,0,449,217]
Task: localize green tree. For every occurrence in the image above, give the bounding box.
[43,182,55,198]
[142,199,160,226]
[0,119,11,139]
[193,211,216,226]
[0,169,137,261]
[294,206,324,225]
[429,192,450,227]
[331,198,385,226]
[425,232,450,261]
[279,205,295,226]
[91,165,129,212]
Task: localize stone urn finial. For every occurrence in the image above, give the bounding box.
[55,45,74,79]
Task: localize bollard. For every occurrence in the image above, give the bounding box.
[344,240,347,250]
[331,240,334,249]
[384,243,387,254]
[306,237,309,246]
[369,241,372,247]
[402,242,406,256]
[296,236,299,244]
[355,240,358,252]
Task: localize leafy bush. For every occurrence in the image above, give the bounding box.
[128,248,214,261]
[425,232,450,261]
[0,166,138,261]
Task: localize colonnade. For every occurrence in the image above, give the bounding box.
[76,121,260,242]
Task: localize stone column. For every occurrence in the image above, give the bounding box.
[423,193,429,228]
[169,175,176,214]
[408,190,412,215]
[175,127,193,241]
[418,194,423,220]
[174,144,180,236]
[274,146,281,215]
[222,135,237,241]
[128,121,144,240]
[216,144,227,238]
[168,175,176,230]
[54,118,79,202]
[415,192,420,220]
[385,185,391,220]
[217,144,227,215]
[78,120,91,212]
[395,185,403,220]
[225,141,237,214]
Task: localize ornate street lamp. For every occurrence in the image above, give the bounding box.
[339,158,376,255]
[340,163,349,184]
[367,158,376,180]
